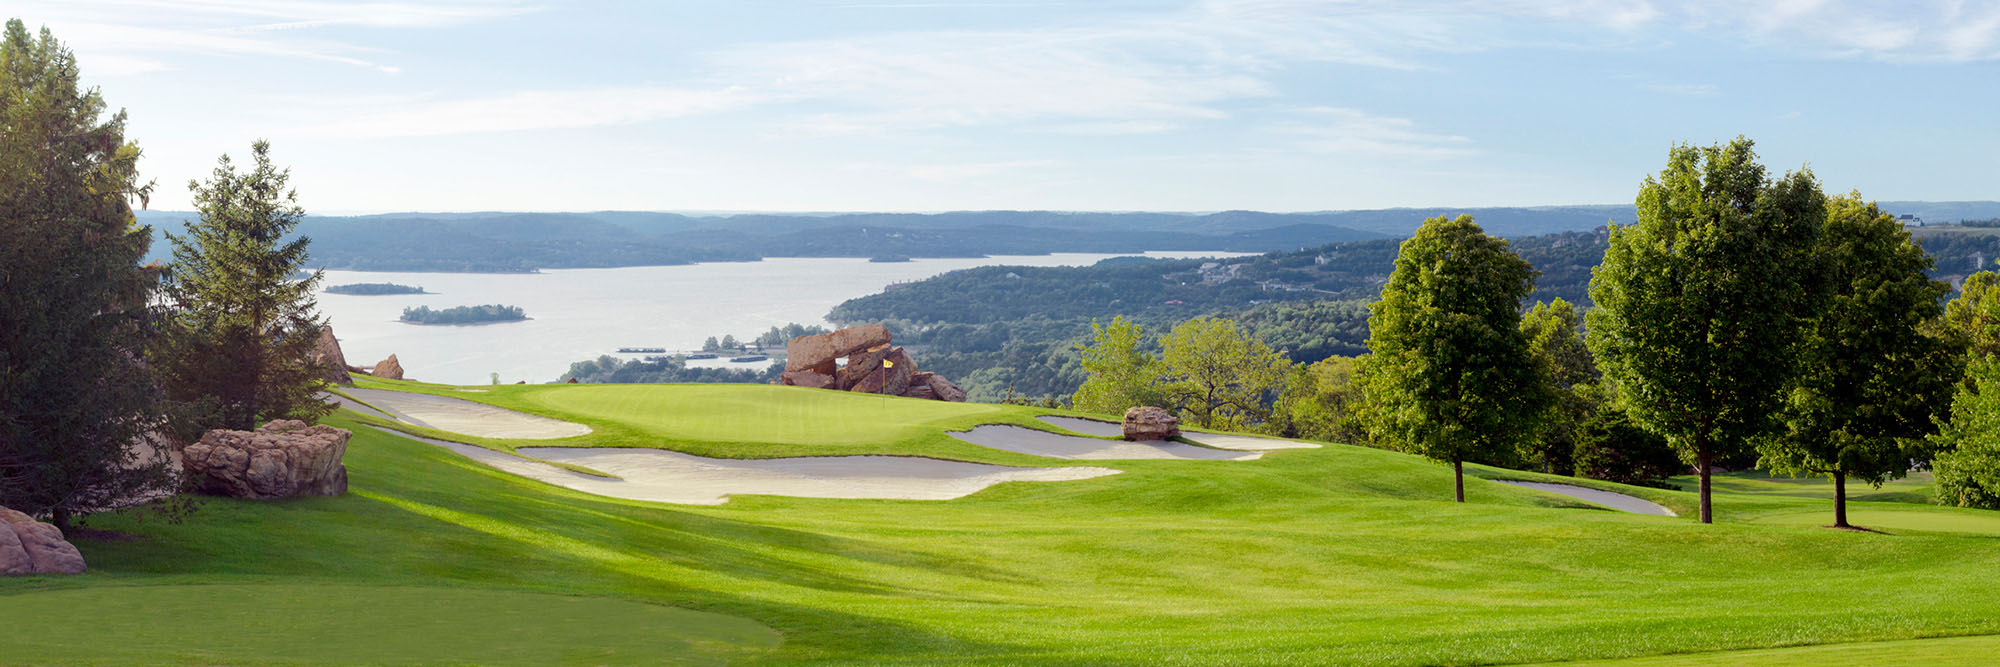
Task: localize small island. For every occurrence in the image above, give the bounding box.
[400,304,528,325]
[328,282,428,295]
[868,256,912,263]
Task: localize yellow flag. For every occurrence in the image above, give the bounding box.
[882,359,895,368]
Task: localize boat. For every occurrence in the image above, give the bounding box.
[616,347,666,353]
[686,352,718,360]
[729,355,769,363]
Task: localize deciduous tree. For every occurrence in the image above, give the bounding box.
[0,20,176,533]
[1758,194,1961,528]
[1587,138,1827,523]
[1158,317,1287,430]
[1519,298,1598,474]
[156,141,330,432]
[1364,215,1548,502]
[1072,316,1162,415]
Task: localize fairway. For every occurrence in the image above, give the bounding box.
[0,584,779,665]
[9,382,2000,665]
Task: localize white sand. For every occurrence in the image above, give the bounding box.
[1495,480,1677,516]
[323,392,396,421]
[341,388,591,439]
[371,426,1118,505]
[1035,416,1322,451]
[950,424,1260,461]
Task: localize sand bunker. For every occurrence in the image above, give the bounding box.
[341,388,591,440]
[1035,416,1321,451]
[1495,480,1677,516]
[951,424,1260,461]
[371,426,1117,505]
[323,392,396,421]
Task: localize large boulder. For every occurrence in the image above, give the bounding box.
[780,370,835,389]
[183,420,351,499]
[0,507,86,576]
[1122,406,1180,441]
[312,327,354,385]
[925,373,967,402]
[835,344,895,391]
[786,324,891,372]
[372,354,404,380]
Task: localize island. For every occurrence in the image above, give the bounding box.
[867,256,912,263]
[400,304,527,325]
[327,282,428,295]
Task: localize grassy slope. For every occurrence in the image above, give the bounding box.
[6,383,2000,665]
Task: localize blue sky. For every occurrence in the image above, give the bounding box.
[18,0,2000,214]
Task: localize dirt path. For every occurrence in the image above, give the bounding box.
[1036,416,1322,451]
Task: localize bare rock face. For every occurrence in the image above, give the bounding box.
[779,324,965,401]
[372,354,404,380]
[925,374,967,402]
[312,327,354,385]
[780,370,835,389]
[786,323,891,371]
[1122,406,1180,441]
[0,507,86,576]
[183,420,351,499]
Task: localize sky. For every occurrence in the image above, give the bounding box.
[13,0,2000,214]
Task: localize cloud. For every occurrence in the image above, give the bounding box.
[14,0,536,75]
[1269,107,1476,158]
[1641,82,1719,96]
[289,87,763,139]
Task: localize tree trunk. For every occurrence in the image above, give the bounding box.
[1697,449,1713,524]
[51,507,72,538]
[1834,472,1849,528]
[1454,458,1465,503]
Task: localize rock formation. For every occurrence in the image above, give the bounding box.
[0,507,86,576]
[1122,406,1181,441]
[777,324,965,401]
[372,354,404,380]
[312,326,354,385]
[183,420,351,499]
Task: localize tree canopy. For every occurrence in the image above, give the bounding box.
[1362,214,1548,502]
[1586,137,1827,523]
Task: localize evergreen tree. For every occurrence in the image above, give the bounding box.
[156,141,330,432]
[1586,138,1827,523]
[1363,215,1548,502]
[1760,195,1961,528]
[0,20,176,533]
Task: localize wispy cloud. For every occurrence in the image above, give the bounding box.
[1641,82,1719,96]
[1269,107,1476,158]
[14,0,536,75]
[290,87,762,139]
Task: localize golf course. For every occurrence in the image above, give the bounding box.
[2,378,1997,665]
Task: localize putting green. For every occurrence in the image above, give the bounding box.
[0,583,779,665]
[518,383,1009,447]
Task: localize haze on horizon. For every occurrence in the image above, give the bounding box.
[17,0,2000,214]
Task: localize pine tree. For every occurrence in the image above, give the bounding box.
[0,20,176,533]
[156,141,331,432]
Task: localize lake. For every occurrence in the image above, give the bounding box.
[317,252,1248,385]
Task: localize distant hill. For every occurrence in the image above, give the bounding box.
[129,202,1996,272]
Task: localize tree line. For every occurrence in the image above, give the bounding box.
[1078,138,2000,528]
[1,22,334,534]
[400,304,527,325]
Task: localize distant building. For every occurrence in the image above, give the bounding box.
[1897,214,1924,227]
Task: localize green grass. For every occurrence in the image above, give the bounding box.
[7,382,2000,665]
[1560,634,2000,665]
[0,584,777,665]
[1666,470,1937,505]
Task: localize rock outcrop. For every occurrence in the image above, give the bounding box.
[1122,406,1181,441]
[777,324,964,401]
[372,354,404,380]
[0,507,86,576]
[312,327,354,385]
[183,420,351,499]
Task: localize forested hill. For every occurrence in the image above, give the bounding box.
[830,224,2000,400]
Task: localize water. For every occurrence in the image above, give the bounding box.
[316,252,1248,385]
